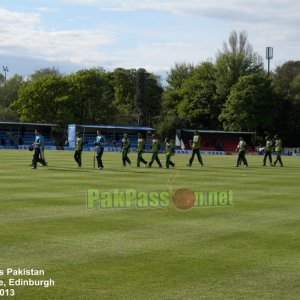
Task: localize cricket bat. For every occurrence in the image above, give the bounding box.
[93,150,96,169]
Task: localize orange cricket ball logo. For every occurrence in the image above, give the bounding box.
[172,188,196,211]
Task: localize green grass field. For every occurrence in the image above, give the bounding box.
[0,149,299,300]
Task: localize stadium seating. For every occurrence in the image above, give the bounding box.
[82,133,150,150]
[181,133,255,152]
[0,131,55,147]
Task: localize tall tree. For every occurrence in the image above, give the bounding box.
[177,62,218,128]
[215,30,263,103]
[134,68,148,126]
[144,72,163,126]
[272,60,300,98]
[29,67,61,80]
[219,73,279,132]
[272,62,300,144]
[5,74,24,107]
[67,68,115,124]
[12,73,69,124]
[109,68,162,126]
[0,74,23,121]
[156,63,194,137]
[110,68,137,125]
[286,73,300,143]
[166,62,194,89]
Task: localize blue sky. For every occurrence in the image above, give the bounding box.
[1,0,299,80]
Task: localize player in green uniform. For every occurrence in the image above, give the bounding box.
[272,135,283,167]
[121,133,131,166]
[31,129,47,169]
[263,136,273,166]
[235,137,248,167]
[187,130,203,167]
[165,138,175,169]
[94,130,105,170]
[136,133,148,167]
[74,132,83,167]
[147,134,162,168]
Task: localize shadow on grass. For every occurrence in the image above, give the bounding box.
[41,164,300,174]
[45,167,96,173]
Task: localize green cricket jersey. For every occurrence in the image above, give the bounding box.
[151,138,160,153]
[75,137,83,151]
[121,137,130,150]
[192,134,201,150]
[265,140,273,151]
[165,142,175,156]
[137,138,145,152]
[237,140,247,152]
[275,139,282,152]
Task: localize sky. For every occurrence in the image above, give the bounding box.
[0,0,299,81]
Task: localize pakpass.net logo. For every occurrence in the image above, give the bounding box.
[87,188,233,211]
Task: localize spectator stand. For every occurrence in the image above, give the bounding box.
[0,122,59,149]
[67,124,155,152]
[176,129,256,154]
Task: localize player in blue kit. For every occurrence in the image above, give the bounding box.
[30,129,47,169]
[94,130,105,170]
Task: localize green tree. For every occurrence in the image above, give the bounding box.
[219,73,279,132]
[272,61,300,145]
[215,30,263,103]
[279,98,300,144]
[177,62,218,128]
[0,107,18,121]
[166,62,194,89]
[134,68,148,125]
[67,68,115,124]
[105,67,162,126]
[0,74,23,121]
[290,73,300,99]
[110,68,137,125]
[144,72,163,127]
[29,67,61,80]
[157,63,194,137]
[12,73,68,124]
[272,61,300,98]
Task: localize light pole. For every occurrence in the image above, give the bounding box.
[266,47,273,76]
[2,66,9,120]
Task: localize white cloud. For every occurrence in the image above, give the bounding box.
[56,0,300,47]
[0,8,116,66]
[58,0,300,21]
[35,7,59,13]
[1,1,300,76]
[112,41,216,74]
[0,7,40,28]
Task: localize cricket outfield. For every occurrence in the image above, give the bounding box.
[0,150,299,299]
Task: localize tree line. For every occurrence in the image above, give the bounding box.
[1,31,300,146]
